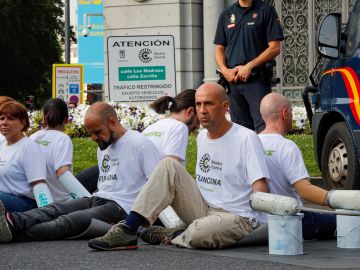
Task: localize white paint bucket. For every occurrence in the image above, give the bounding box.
[337,209,360,248]
[268,214,304,255]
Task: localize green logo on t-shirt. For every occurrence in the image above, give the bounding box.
[36,140,51,147]
[264,150,275,157]
[143,131,164,137]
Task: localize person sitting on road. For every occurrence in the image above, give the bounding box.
[76,89,199,193]
[0,102,160,243]
[143,88,199,165]
[0,96,14,144]
[30,98,89,202]
[259,93,336,239]
[87,82,270,251]
[0,101,52,212]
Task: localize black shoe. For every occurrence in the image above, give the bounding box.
[140,226,185,245]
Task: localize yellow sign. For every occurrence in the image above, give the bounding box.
[52,64,84,105]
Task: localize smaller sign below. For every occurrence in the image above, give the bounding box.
[118,66,166,81]
[52,64,84,105]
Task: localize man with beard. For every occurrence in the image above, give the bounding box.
[88,83,270,250]
[0,102,160,243]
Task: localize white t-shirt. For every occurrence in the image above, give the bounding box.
[93,130,160,213]
[0,137,46,199]
[143,118,188,166]
[30,130,73,202]
[196,124,270,220]
[259,134,309,205]
[0,134,5,144]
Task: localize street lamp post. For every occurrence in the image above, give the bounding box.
[65,0,70,64]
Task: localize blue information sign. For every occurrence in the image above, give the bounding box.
[77,0,104,83]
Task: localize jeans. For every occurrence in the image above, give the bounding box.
[302,211,336,240]
[11,196,126,241]
[0,192,37,212]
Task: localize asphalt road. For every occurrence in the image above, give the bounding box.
[1,239,360,270]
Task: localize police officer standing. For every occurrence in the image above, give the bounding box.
[214,0,284,132]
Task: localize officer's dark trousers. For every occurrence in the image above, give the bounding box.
[11,196,126,241]
[228,79,271,133]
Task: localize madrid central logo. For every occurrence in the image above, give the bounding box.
[199,153,211,173]
[138,48,152,63]
[101,155,111,172]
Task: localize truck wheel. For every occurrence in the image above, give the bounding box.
[321,122,360,189]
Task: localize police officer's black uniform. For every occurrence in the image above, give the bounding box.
[214,0,284,132]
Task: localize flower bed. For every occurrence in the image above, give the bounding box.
[28,103,309,138]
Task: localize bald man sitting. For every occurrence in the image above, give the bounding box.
[259,93,336,240]
[88,83,270,251]
[0,102,160,242]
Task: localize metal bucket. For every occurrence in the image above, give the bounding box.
[268,214,304,255]
[337,209,360,248]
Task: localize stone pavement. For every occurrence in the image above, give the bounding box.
[1,239,360,270]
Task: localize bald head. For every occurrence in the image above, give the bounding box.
[85,102,118,123]
[260,93,291,121]
[196,83,228,102]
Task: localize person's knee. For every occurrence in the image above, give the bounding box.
[186,217,224,249]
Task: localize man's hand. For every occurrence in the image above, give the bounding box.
[235,62,253,83]
[221,67,238,83]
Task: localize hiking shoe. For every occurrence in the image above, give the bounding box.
[88,222,138,251]
[0,200,12,243]
[140,226,185,245]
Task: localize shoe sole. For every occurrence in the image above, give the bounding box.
[88,241,138,251]
[0,201,12,243]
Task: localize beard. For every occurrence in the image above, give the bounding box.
[98,131,116,151]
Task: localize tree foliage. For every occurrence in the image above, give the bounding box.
[0,0,66,106]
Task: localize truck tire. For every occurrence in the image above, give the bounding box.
[321,122,360,189]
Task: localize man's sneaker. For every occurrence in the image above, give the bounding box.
[0,201,12,243]
[88,221,138,251]
[140,226,185,245]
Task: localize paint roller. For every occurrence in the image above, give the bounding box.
[250,191,360,216]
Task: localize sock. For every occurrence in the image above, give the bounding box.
[172,229,185,239]
[124,211,146,234]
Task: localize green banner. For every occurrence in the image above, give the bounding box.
[119,66,166,81]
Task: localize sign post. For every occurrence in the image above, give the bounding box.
[52,64,84,105]
[107,35,177,102]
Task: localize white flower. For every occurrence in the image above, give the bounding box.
[28,103,310,135]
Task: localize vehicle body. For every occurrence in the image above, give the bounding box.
[303,0,360,189]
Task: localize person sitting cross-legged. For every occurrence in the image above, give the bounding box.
[0,102,160,243]
[258,93,336,240]
[88,82,270,251]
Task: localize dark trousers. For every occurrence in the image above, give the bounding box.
[76,165,99,194]
[11,196,126,241]
[302,211,336,240]
[228,79,271,133]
